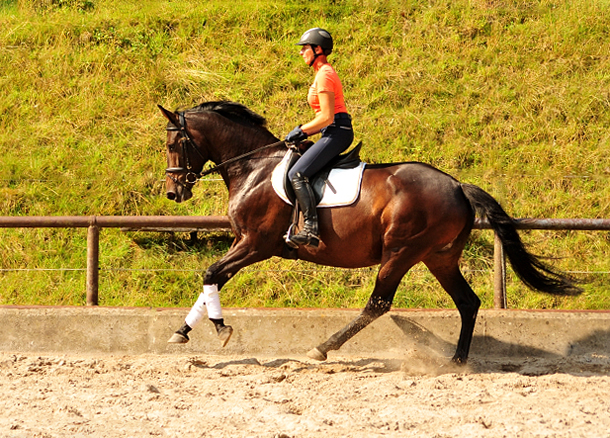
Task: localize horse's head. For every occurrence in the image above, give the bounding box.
[158,105,208,203]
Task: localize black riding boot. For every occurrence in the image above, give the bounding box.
[289,172,320,247]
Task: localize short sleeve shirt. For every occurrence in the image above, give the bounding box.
[307,64,348,115]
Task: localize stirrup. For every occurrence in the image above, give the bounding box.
[289,230,320,248]
[284,223,299,249]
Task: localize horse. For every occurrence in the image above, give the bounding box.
[159,101,580,364]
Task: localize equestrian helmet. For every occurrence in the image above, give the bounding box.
[296,28,333,54]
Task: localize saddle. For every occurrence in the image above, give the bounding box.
[272,141,365,258]
[275,141,364,206]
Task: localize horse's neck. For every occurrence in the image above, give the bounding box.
[222,140,281,189]
[206,115,275,161]
[210,121,280,190]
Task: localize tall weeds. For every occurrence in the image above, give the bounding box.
[1,0,609,308]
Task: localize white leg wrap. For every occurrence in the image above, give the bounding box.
[203,284,223,320]
[184,284,222,328]
[184,293,207,328]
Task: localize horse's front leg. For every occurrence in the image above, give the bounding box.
[168,236,269,346]
[168,283,235,346]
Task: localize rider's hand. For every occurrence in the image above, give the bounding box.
[285,126,308,143]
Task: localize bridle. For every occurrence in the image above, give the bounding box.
[164,111,287,188]
[165,112,207,189]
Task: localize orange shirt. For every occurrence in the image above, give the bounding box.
[307,64,348,115]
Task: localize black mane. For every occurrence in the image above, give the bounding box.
[190,101,267,127]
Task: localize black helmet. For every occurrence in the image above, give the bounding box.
[296,28,333,55]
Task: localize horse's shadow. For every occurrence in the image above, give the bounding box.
[389,314,610,376]
[193,315,610,377]
[199,357,405,374]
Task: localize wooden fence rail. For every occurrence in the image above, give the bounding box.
[1,216,609,307]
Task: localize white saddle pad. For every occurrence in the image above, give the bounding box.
[271,152,366,208]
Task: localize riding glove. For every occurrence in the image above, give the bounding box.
[285,126,308,143]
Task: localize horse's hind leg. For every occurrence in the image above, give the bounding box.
[307,293,392,360]
[308,253,416,361]
[425,257,481,364]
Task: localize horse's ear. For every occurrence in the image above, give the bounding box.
[158,105,179,127]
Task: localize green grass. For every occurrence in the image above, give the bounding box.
[1,0,609,309]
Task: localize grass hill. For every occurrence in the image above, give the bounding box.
[1,0,609,309]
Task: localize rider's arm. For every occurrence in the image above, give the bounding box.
[301,91,334,136]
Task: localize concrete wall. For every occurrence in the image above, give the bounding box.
[1,306,609,359]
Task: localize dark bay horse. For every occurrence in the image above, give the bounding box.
[159,101,580,364]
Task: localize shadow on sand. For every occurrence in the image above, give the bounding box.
[196,314,610,377]
[388,314,610,377]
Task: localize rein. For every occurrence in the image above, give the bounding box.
[197,139,286,178]
[165,111,286,186]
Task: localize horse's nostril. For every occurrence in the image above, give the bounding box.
[167,192,176,201]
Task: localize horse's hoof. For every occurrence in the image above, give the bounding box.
[167,333,189,344]
[218,325,233,347]
[307,347,327,361]
[451,356,468,366]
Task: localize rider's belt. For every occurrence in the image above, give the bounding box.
[326,113,353,131]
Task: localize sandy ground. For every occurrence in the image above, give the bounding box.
[1,351,609,438]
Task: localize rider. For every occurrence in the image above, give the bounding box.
[285,27,354,248]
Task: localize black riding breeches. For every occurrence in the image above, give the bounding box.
[288,114,354,180]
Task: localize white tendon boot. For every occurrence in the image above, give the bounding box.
[185,284,222,327]
[168,285,232,346]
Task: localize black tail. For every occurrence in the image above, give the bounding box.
[461,183,581,296]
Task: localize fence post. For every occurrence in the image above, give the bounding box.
[86,222,99,306]
[493,232,507,309]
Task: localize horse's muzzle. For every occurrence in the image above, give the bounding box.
[165,170,195,203]
[166,187,193,203]
[166,176,193,203]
